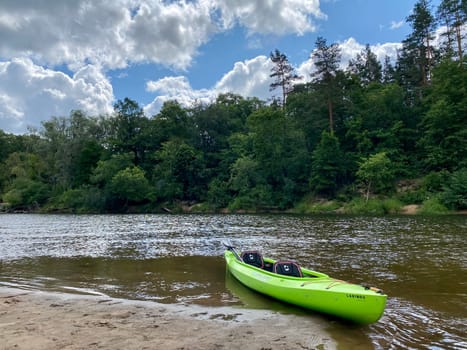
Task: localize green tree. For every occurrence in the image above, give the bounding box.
[228,156,272,210]
[247,107,309,206]
[356,152,395,201]
[150,100,195,146]
[398,0,437,102]
[269,49,302,106]
[286,83,329,152]
[419,58,467,171]
[1,152,50,208]
[91,153,134,188]
[39,111,104,189]
[153,140,205,201]
[110,98,149,166]
[437,0,467,60]
[441,168,467,209]
[309,131,345,196]
[311,37,342,134]
[109,166,153,204]
[348,44,383,85]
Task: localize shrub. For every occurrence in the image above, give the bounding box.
[441,169,467,210]
[419,197,449,215]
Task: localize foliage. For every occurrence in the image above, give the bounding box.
[440,168,467,210]
[418,58,467,171]
[311,36,343,134]
[269,49,302,106]
[419,197,450,214]
[3,178,50,208]
[310,131,344,196]
[109,166,153,203]
[49,186,106,213]
[0,1,465,214]
[344,197,403,215]
[293,198,341,214]
[356,152,395,201]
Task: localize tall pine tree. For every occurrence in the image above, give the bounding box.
[269,49,302,107]
[311,37,342,134]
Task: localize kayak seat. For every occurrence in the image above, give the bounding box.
[273,261,302,278]
[241,251,264,268]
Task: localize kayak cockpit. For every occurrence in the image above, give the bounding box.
[240,250,325,279]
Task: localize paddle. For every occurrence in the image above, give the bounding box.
[222,240,242,261]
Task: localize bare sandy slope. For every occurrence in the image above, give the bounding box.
[0,287,335,350]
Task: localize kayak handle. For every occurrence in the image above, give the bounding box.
[222,240,242,261]
[362,284,384,294]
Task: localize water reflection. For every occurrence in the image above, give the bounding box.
[0,213,466,349]
[0,256,230,305]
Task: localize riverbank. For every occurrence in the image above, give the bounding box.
[0,287,335,350]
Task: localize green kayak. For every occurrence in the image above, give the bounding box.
[224,247,387,324]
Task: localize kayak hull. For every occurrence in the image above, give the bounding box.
[224,250,387,324]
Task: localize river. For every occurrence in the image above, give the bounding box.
[0,214,466,349]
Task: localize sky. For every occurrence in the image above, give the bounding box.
[0,0,442,134]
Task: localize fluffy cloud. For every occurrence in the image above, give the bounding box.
[144,56,274,116]
[144,76,215,117]
[145,35,406,116]
[0,1,215,71]
[298,37,402,78]
[0,58,113,133]
[0,1,325,133]
[212,0,325,35]
[0,0,322,71]
[215,56,273,99]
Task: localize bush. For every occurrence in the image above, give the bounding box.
[228,185,272,211]
[343,197,402,215]
[421,171,449,193]
[441,169,467,210]
[419,197,449,215]
[49,186,106,213]
[207,179,231,209]
[3,178,50,208]
[293,199,341,214]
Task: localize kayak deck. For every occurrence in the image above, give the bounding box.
[224,249,387,324]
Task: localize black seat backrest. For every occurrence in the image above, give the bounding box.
[273,261,302,277]
[241,251,264,268]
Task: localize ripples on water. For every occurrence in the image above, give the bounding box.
[0,213,466,349]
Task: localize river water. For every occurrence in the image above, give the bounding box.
[0,214,466,349]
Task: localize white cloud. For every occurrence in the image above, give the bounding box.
[0,1,326,133]
[0,0,324,71]
[212,0,326,35]
[0,58,113,134]
[144,35,405,117]
[144,56,275,116]
[298,37,401,78]
[390,20,404,30]
[0,0,216,71]
[144,76,215,117]
[215,56,273,99]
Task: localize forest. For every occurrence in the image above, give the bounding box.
[0,0,466,214]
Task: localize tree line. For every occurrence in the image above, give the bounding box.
[1,0,466,214]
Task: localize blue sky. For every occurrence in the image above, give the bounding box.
[0,0,441,134]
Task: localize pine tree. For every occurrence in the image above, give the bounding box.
[348,44,382,85]
[405,0,437,85]
[269,49,302,107]
[311,37,342,134]
[437,0,467,60]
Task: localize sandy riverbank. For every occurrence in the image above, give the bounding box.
[0,287,335,350]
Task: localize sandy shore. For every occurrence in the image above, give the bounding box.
[0,287,336,350]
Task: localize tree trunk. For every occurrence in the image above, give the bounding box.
[328,98,334,135]
[454,12,463,61]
